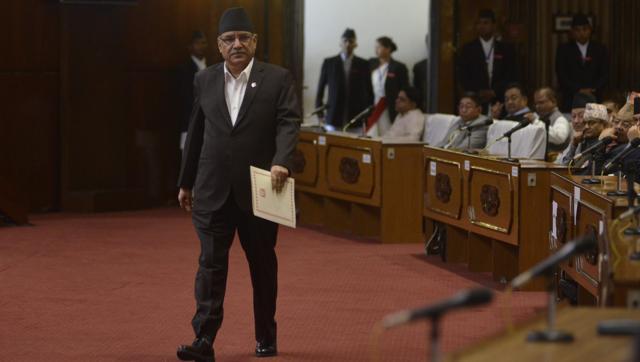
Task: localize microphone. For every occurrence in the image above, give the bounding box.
[618,204,640,220]
[499,118,529,139]
[602,138,640,174]
[306,104,328,117]
[383,288,493,329]
[572,136,614,162]
[342,105,374,132]
[460,118,493,132]
[510,234,597,289]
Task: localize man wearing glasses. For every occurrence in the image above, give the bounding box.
[176,7,300,362]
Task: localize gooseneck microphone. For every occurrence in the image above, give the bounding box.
[498,118,529,140]
[306,104,328,117]
[602,138,640,174]
[459,118,493,132]
[572,136,614,162]
[383,288,493,329]
[342,105,374,132]
[510,234,597,289]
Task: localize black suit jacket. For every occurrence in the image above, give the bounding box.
[315,54,373,127]
[178,60,301,212]
[413,58,428,112]
[457,38,517,102]
[555,41,608,111]
[176,58,200,133]
[369,58,409,121]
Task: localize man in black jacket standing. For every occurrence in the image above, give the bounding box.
[315,28,373,129]
[176,7,300,362]
[457,9,517,112]
[555,13,609,112]
[177,31,208,151]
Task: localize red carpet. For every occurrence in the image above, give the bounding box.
[0,208,545,361]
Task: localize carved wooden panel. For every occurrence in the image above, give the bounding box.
[425,158,462,220]
[550,186,572,253]
[468,166,513,233]
[575,199,606,296]
[326,145,375,198]
[291,139,318,186]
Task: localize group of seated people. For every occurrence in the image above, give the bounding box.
[379,83,640,177]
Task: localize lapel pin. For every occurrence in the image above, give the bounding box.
[251,82,257,88]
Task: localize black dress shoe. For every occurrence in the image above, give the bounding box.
[255,341,277,357]
[177,337,215,362]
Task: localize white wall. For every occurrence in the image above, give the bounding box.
[303,0,430,114]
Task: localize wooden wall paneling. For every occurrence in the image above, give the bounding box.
[123,0,217,69]
[380,145,424,244]
[468,232,492,272]
[1,0,60,213]
[445,225,469,264]
[0,74,60,212]
[0,0,60,71]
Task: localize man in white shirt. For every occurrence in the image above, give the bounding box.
[177,7,300,361]
[383,87,425,141]
[555,13,609,111]
[457,9,517,112]
[527,87,571,153]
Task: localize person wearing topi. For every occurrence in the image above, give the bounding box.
[176,7,300,362]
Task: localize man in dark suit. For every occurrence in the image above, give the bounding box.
[457,9,517,111]
[413,35,429,112]
[176,7,300,362]
[177,31,208,151]
[555,13,609,112]
[315,28,373,129]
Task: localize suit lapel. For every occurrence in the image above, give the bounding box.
[233,61,265,130]
[213,65,233,128]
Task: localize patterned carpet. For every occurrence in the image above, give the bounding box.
[0,208,546,361]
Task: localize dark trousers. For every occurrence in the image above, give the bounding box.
[190,193,278,344]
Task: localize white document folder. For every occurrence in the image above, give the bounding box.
[250,166,296,228]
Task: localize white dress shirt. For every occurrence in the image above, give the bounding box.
[577,41,589,60]
[191,55,207,71]
[224,58,254,125]
[532,109,571,146]
[480,36,495,83]
[383,109,425,141]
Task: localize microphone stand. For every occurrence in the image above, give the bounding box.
[427,315,442,362]
[501,134,518,163]
[462,129,479,155]
[607,170,627,196]
[582,154,602,184]
[526,268,574,343]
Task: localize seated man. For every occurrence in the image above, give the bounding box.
[383,87,425,141]
[437,93,489,150]
[556,93,597,164]
[593,101,635,174]
[612,95,640,179]
[564,103,609,171]
[528,87,571,153]
[491,83,531,122]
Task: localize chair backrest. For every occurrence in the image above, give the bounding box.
[486,120,547,159]
[423,113,458,146]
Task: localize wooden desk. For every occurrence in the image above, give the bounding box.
[447,307,640,362]
[423,146,566,290]
[292,129,424,243]
[550,174,640,306]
